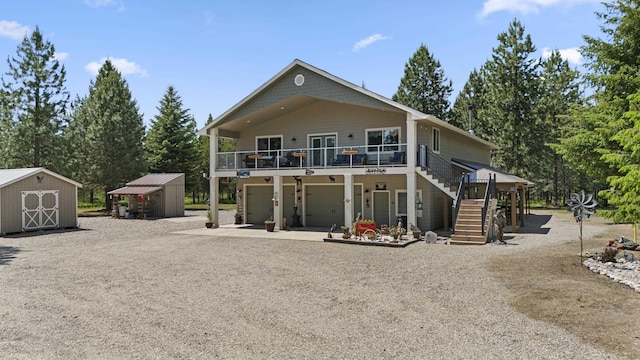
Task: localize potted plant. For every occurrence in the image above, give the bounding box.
[380,224,389,235]
[340,226,351,239]
[389,225,405,242]
[265,217,275,232]
[234,212,243,225]
[205,208,214,228]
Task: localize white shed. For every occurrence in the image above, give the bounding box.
[0,168,82,235]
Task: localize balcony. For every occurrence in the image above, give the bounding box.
[215,144,408,171]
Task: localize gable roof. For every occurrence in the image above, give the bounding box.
[199,59,497,150]
[0,168,83,189]
[127,173,184,186]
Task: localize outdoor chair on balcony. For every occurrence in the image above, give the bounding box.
[389,151,406,165]
[332,154,350,166]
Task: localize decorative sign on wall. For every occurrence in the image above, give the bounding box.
[237,171,250,179]
[375,182,387,190]
[366,168,387,175]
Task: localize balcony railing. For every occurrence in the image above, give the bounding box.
[215,144,408,171]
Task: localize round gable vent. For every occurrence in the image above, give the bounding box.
[294,74,305,86]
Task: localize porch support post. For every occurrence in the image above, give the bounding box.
[209,127,219,227]
[344,174,353,229]
[274,175,283,230]
[510,189,517,233]
[407,172,417,228]
[406,115,417,228]
[406,114,417,168]
[519,185,525,227]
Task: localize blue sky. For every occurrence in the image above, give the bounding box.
[0,0,605,130]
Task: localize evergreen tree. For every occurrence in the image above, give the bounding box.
[450,68,489,134]
[392,43,453,121]
[600,90,640,224]
[146,86,198,193]
[482,19,540,180]
[72,60,146,207]
[557,0,640,197]
[2,26,69,170]
[538,50,581,204]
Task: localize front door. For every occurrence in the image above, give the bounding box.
[310,135,336,167]
[373,191,390,227]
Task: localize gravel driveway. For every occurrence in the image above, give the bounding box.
[0,210,620,359]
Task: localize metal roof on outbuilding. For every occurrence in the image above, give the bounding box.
[0,167,82,189]
[107,186,164,195]
[126,173,184,186]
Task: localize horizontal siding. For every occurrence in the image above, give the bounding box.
[237,101,406,151]
[1,171,78,234]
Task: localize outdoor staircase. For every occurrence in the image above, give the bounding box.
[416,167,457,199]
[450,199,491,245]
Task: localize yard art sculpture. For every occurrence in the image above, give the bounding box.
[567,190,598,264]
[493,209,507,244]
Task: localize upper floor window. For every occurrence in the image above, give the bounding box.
[257,135,282,156]
[432,128,440,154]
[367,127,400,152]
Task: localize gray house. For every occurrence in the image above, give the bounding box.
[0,168,82,235]
[200,59,499,238]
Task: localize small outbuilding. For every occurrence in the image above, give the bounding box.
[0,167,82,235]
[107,173,185,218]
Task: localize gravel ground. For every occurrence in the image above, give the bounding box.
[0,210,621,359]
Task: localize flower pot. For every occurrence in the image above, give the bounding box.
[413,231,421,239]
[342,233,350,239]
[265,222,276,232]
[205,221,213,228]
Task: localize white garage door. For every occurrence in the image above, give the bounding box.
[22,190,59,231]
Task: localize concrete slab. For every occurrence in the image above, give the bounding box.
[173,226,328,242]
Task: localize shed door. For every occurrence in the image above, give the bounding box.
[22,190,59,231]
[305,185,343,228]
[245,186,273,225]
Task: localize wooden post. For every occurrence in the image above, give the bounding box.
[510,190,517,233]
[519,186,525,228]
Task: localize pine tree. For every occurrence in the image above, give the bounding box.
[600,90,640,224]
[450,68,489,134]
[538,50,581,204]
[558,0,640,198]
[146,86,198,193]
[482,20,540,180]
[71,60,146,207]
[2,26,69,170]
[392,43,453,121]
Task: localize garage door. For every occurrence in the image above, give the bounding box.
[245,186,273,225]
[22,190,59,231]
[305,185,344,228]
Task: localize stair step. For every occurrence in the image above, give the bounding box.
[450,234,487,245]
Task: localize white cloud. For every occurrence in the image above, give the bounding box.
[85,57,148,77]
[542,47,583,65]
[353,34,390,52]
[0,20,29,40]
[84,0,125,12]
[479,0,599,17]
[54,52,69,61]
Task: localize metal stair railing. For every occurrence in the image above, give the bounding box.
[481,173,497,236]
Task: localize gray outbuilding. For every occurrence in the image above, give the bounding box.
[107,173,185,218]
[0,168,82,235]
